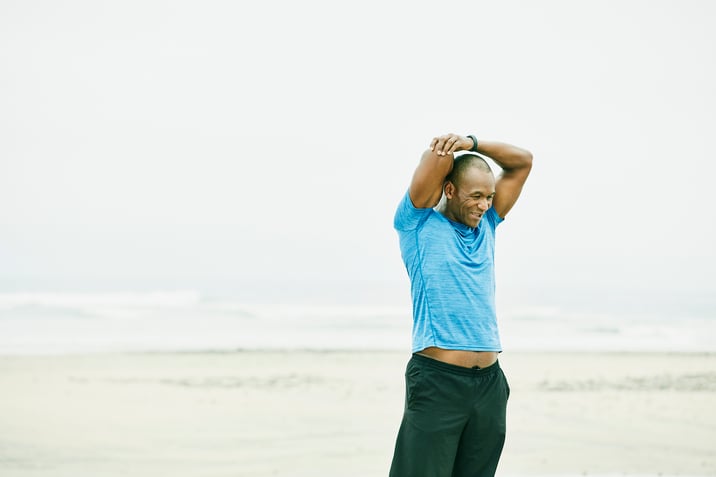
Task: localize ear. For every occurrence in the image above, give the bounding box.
[444,181,456,199]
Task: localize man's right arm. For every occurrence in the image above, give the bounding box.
[409,133,473,208]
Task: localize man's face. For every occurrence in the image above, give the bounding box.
[444,167,496,228]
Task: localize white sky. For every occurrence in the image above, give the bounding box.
[2,0,715,308]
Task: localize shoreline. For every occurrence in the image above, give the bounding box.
[2,347,715,357]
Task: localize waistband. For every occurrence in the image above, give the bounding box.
[410,352,501,377]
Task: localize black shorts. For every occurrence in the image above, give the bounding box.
[389,353,510,477]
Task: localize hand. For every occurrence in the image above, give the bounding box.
[430,133,472,156]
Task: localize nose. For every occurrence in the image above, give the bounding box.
[477,197,489,211]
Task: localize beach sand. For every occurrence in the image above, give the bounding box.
[1,351,714,476]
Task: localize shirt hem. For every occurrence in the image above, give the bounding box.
[411,343,503,353]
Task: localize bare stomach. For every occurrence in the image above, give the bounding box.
[417,347,499,369]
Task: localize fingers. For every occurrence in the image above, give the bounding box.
[430,133,461,156]
[429,137,439,151]
[444,135,460,155]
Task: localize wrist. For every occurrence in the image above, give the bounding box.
[467,135,479,152]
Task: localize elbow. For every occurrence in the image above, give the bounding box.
[523,149,533,163]
[423,148,453,162]
[421,148,455,170]
[521,150,533,170]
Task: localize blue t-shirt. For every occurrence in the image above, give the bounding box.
[394,190,504,353]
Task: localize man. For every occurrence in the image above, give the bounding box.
[390,133,532,477]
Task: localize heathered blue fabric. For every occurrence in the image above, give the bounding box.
[394,189,504,353]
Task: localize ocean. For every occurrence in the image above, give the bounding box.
[0,290,714,355]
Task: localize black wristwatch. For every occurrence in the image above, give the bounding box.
[467,134,479,152]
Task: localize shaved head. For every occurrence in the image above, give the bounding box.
[445,154,493,188]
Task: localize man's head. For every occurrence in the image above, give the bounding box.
[441,154,496,228]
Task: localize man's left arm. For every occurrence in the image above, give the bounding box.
[476,140,533,219]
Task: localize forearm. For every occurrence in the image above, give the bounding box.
[475,140,533,172]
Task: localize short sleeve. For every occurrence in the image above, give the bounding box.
[484,207,504,229]
[393,189,433,231]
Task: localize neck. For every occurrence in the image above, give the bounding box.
[436,203,459,224]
